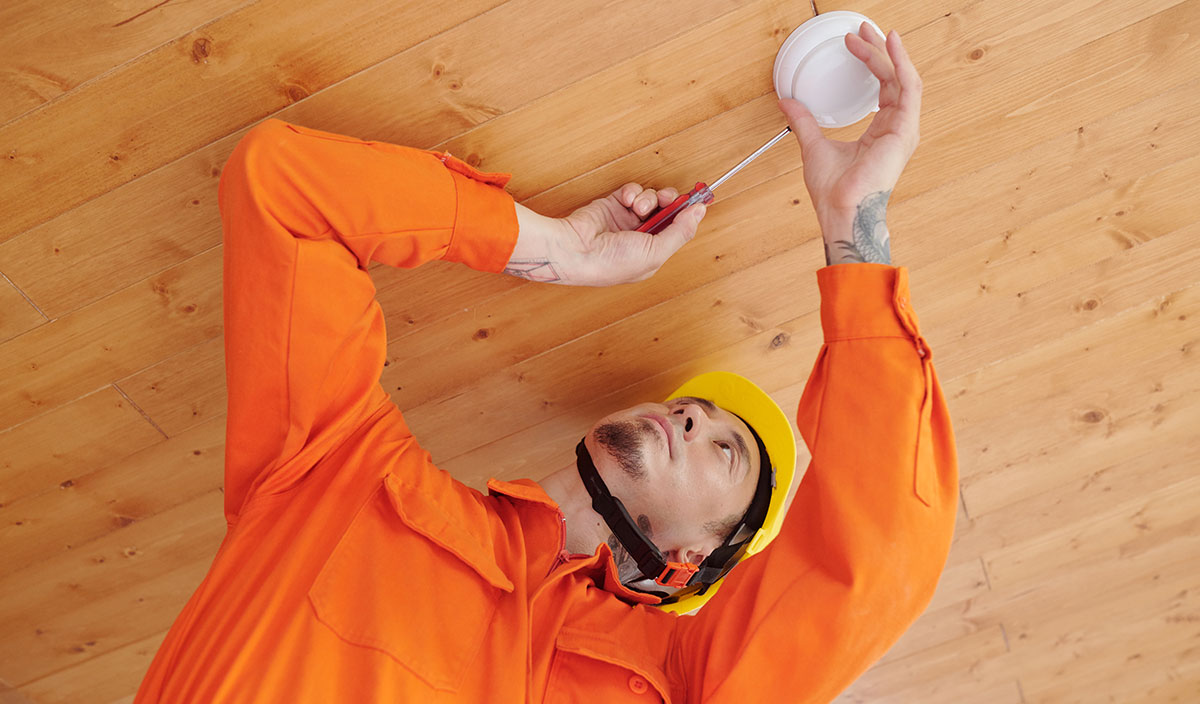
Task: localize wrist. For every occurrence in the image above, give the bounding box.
[816,191,893,266]
[508,203,573,284]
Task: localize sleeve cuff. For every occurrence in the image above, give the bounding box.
[816,263,921,342]
[443,169,519,274]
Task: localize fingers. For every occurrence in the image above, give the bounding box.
[845,24,922,139]
[778,97,824,154]
[646,203,705,270]
[615,183,679,218]
[886,29,923,115]
[845,25,900,107]
[616,183,642,208]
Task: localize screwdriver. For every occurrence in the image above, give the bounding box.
[636,126,793,234]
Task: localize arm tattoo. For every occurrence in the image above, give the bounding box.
[502,258,562,283]
[826,190,892,266]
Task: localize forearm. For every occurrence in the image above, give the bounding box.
[819,190,893,266]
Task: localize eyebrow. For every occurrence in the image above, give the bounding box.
[675,395,717,414]
[730,430,751,483]
[676,396,752,482]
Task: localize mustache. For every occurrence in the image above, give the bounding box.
[593,418,656,481]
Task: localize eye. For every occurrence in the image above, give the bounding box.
[716,441,733,463]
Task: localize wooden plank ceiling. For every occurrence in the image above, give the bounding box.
[2,0,1198,701]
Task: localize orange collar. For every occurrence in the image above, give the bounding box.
[487,477,663,606]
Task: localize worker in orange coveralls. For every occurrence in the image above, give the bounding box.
[136,24,956,703]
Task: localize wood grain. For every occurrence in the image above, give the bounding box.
[2,0,1197,700]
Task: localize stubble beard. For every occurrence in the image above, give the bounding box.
[593,418,656,481]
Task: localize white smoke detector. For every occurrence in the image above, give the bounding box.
[773,11,885,128]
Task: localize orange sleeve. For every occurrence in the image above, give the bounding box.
[670,263,959,703]
[216,119,518,523]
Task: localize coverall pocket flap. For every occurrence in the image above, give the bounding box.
[428,151,513,189]
[547,628,673,702]
[308,482,503,692]
[383,472,515,591]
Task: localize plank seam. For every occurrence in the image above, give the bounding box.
[0,269,50,323]
[0,0,521,231]
[0,0,261,132]
[112,383,170,440]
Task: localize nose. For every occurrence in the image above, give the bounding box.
[668,403,710,444]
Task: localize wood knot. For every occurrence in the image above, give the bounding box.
[472,327,492,341]
[968,48,984,61]
[770,332,790,348]
[431,63,445,78]
[59,479,74,489]
[1081,409,1105,423]
[191,199,200,205]
[284,83,310,103]
[1081,298,1099,311]
[191,37,212,63]
[465,153,481,167]
[448,79,462,91]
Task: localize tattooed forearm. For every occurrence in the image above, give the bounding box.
[502,259,562,283]
[824,190,892,266]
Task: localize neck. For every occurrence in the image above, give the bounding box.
[539,463,610,556]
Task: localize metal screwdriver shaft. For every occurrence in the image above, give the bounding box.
[636,126,793,235]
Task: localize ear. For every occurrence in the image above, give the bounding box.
[668,546,710,567]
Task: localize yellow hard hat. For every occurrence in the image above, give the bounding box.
[656,371,797,614]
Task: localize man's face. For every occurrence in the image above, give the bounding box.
[585,396,761,581]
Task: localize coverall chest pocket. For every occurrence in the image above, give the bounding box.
[544,629,672,703]
[308,473,514,693]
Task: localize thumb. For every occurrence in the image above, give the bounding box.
[647,203,705,268]
[778,98,824,155]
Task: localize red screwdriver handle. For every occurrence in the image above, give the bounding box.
[636,182,713,235]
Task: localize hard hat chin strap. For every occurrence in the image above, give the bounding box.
[574,421,774,599]
[574,439,699,590]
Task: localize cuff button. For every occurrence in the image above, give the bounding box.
[628,675,649,694]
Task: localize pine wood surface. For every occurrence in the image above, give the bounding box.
[1,0,1197,700]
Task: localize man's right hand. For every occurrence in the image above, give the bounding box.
[778,23,923,265]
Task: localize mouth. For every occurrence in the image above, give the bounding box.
[643,414,674,458]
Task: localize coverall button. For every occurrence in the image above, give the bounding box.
[628,674,648,693]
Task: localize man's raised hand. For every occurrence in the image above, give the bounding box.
[779,24,922,265]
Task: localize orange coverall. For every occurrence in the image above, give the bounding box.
[134,118,959,703]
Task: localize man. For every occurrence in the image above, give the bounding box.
[136,24,957,703]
